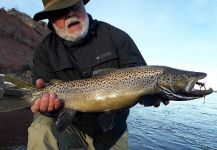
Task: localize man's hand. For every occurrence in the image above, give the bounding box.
[31,79,62,113]
[152,100,169,107]
[139,94,169,107]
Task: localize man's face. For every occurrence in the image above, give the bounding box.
[49,1,89,42]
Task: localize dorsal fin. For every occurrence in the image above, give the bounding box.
[92,68,117,76]
[49,79,63,85]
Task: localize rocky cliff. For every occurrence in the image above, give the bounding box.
[0,8,49,79]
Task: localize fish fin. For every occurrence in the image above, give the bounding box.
[0,97,30,112]
[0,74,34,112]
[98,112,116,131]
[55,108,77,132]
[2,74,35,89]
[92,68,117,76]
[49,79,63,85]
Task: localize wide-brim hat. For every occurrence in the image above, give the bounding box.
[33,0,90,21]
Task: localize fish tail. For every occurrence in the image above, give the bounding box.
[0,74,35,112]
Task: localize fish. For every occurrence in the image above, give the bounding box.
[0,65,214,131]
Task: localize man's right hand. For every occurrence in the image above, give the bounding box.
[31,79,62,113]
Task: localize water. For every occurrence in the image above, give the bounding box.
[128,93,217,150]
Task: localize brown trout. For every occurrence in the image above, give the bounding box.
[0,65,214,112]
[0,66,214,130]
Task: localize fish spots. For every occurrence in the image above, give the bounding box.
[43,66,166,95]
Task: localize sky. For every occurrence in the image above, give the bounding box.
[0,0,217,90]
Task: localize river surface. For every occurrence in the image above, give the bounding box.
[128,93,217,150]
[3,94,217,150]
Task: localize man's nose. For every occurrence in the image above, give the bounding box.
[66,8,75,18]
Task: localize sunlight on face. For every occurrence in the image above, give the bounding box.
[50,1,89,42]
[53,14,89,42]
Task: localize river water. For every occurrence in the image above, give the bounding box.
[128,93,217,150]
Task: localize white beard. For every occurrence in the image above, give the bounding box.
[53,14,89,42]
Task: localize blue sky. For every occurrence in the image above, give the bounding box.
[0,0,217,90]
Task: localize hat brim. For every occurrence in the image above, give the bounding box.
[33,0,90,21]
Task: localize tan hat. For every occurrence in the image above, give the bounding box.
[33,0,90,21]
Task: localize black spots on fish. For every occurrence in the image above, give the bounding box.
[74,83,82,88]
[104,84,114,89]
[142,78,155,89]
[130,82,138,87]
[89,81,94,84]
[186,75,192,79]
[143,69,155,75]
[174,75,182,81]
[149,76,155,80]
[46,66,167,93]
[159,74,172,85]
[55,85,70,93]
[100,80,107,84]
[127,74,133,79]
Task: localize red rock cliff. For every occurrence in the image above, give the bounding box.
[0,8,49,75]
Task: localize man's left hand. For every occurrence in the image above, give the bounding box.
[152,99,169,107]
[139,94,169,107]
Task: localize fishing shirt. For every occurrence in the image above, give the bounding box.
[32,15,146,150]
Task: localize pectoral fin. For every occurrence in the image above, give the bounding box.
[55,108,77,132]
[98,112,116,131]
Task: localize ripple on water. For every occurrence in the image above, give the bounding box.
[128,95,217,149]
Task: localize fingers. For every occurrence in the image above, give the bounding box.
[48,93,62,111]
[31,98,40,113]
[153,100,161,107]
[36,79,46,89]
[33,79,62,114]
[162,100,169,106]
[40,93,49,112]
[48,93,55,112]
[54,98,62,110]
[31,92,62,113]
[153,100,170,107]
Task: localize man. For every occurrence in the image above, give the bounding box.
[28,0,169,149]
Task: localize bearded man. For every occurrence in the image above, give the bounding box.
[28,0,169,149]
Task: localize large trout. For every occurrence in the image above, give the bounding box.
[0,65,214,130]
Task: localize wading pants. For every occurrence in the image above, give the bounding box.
[27,113,128,150]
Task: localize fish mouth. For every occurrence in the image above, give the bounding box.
[160,72,213,100]
[180,73,213,98]
[185,72,207,92]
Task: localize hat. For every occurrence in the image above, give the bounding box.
[33,0,90,21]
